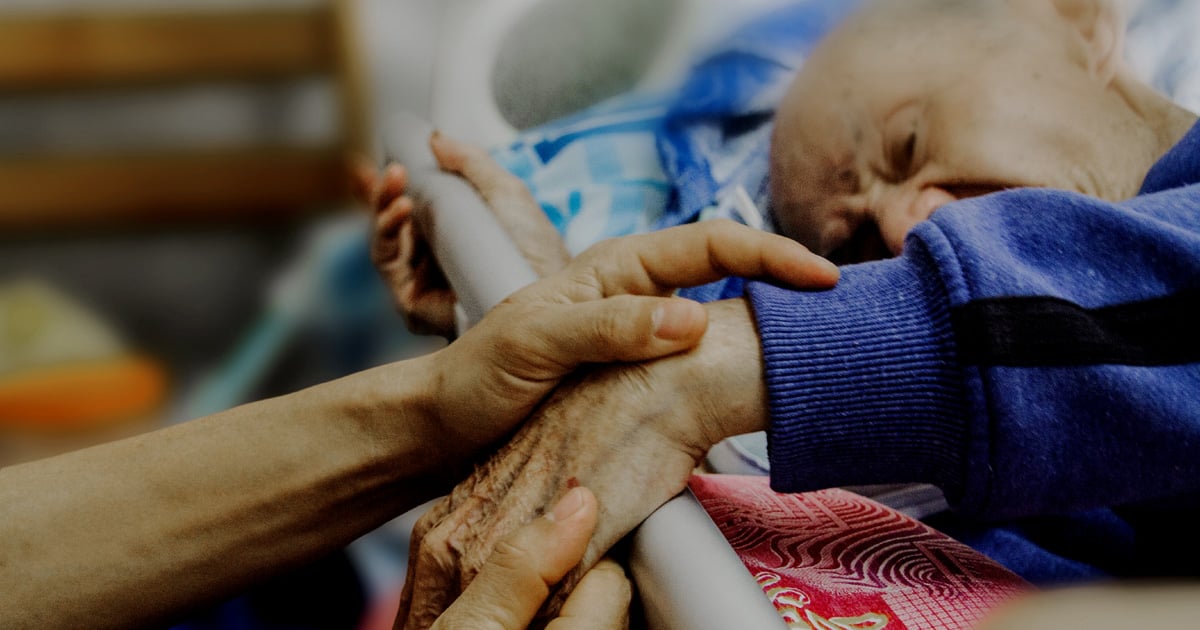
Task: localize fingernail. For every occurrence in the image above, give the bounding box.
[547,487,586,522]
[653,299,704,341]
[815,255,840,279]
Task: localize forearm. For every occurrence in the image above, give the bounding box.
[0,358,443,629]
[747,252,969,498]
[748,185,1200,519]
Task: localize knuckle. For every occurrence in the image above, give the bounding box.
[587,307,626,346]
[587,237,621,259]
[595,564,633,603]
[489,536,540,577]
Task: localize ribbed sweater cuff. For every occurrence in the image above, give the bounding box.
[746,247,969,499]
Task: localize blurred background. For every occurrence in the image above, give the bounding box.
[0,0,786,460]
[0,0,447,462]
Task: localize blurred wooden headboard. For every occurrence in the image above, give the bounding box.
[0,1,366,229]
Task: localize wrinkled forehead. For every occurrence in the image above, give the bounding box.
[801,2,1004,90]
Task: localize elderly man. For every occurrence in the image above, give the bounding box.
[373,0,1199,626]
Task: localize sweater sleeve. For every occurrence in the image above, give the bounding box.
[748,178,1200,521]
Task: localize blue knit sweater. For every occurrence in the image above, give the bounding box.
[747,120,1200,584]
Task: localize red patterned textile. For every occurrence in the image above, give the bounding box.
[690,475,1030,629]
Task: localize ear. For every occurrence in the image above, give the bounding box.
[1047,0,1126,84]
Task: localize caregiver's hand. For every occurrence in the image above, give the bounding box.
[418,218,839,470]
[353,134,570,337]
[397,224,840,629]
[429,487,631,630]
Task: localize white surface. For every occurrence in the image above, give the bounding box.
[429,0,796,147]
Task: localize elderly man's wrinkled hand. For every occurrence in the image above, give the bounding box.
[397,296,777,629]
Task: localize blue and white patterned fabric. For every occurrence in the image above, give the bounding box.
[490,94,673,257]
[492,0,858,301]
[653,0,861,232]
[652,0,860,301]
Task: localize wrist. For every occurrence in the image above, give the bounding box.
[683,299,770,450]
[302,355,444,479]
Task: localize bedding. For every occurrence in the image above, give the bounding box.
[493,0,1200,303]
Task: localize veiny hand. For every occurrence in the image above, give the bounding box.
[351,134,570,337]
[397,223,839,628]
[428,487,631,630]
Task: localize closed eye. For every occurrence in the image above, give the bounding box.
[888,130,917,178]
[882,103,923,181]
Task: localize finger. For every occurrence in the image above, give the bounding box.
[399,256,457,336]
[394,492,464,629]
[496,296,708,376]
[399,284,457,337]
[378,196,415,237]
[372,163,409,213]
[545,558,631,630]
[399,512,469,630]
[370,198,412,266]
[348,153,378,205]
[429,133,529,209]
[521,220,840,303]
[429,487,599,630]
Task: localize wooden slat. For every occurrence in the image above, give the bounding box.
[0,148,348,228]
[0,9,335,91]
[331,0,371,155]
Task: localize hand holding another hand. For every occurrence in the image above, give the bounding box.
[430,487,631,630]
[397,221,839,628]
[418,218,839,474]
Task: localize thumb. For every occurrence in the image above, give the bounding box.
[522,296,708,372]
[429,487,598,630]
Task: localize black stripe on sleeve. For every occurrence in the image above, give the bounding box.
[952,289,1200,367]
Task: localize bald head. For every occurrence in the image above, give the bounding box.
[768,0,1197,263]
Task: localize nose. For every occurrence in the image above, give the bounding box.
[872,186,957,255]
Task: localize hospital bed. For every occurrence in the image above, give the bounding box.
[387,112,787,630]
[397,1,794,626]
[162,0,1198,625]
[386,0,970,627]
[388,0,1200,625]
[392,2,806,627]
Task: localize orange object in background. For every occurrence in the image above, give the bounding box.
[0,354,167,431]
